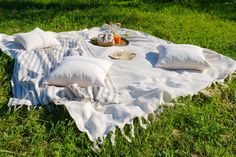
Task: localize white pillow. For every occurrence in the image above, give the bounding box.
[48,56,113,87]
[15,27,60,50]
[155,44,210,70]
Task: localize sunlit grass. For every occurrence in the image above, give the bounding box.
[0,0,236,156]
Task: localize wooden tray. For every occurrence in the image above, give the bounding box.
[90,37,129,47]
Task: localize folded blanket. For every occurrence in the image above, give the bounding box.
[1,27,236,143]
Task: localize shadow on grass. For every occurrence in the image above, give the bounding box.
[0,0,235,22]
[0,51,14,116]
[0,0,102,11]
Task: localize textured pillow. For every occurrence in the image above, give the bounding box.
[48,56,113,87]
[155,44,210,70]
[15,27,60,50]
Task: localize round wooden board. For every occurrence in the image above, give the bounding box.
[108,51,136,60]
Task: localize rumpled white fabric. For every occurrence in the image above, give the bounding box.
[1,27,236,142]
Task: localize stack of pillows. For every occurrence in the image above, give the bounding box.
[14,27,113,88]
[14,27,210,89]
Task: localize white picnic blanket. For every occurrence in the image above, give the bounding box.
[1,27,236,143]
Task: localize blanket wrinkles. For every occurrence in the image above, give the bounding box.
[1,27,236,142]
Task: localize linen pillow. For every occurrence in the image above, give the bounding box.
[15,27,60,51]
[155,44,210,70]
[48,56,113,87]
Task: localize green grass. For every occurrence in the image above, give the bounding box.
[0,0,236,156]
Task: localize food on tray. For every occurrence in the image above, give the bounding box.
[90,23,129,47]
[90,36,129,47]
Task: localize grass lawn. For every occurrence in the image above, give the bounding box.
[0,0,236,156]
